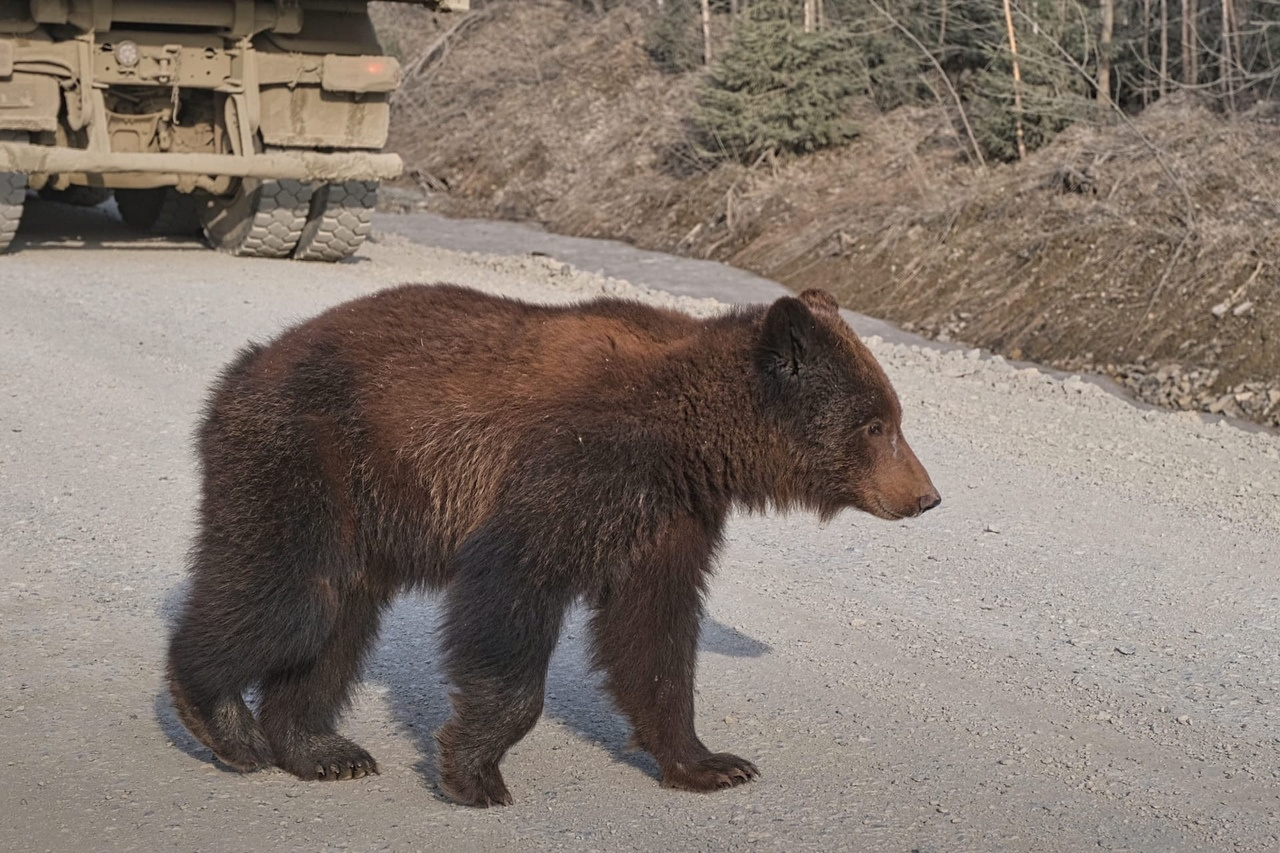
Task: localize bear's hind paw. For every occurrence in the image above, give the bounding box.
[438,766,514,808]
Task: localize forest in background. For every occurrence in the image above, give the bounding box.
[631,0,1280,163]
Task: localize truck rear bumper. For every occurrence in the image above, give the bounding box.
[0,144,403,183]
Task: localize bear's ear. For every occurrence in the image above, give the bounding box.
[798,289,840,318]
[759,296,818,379]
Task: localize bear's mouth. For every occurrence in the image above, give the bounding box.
[872,498,910,520]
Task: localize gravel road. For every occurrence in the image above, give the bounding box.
[2,200,1279,852]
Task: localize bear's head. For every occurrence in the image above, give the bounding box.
[755,289,941,522]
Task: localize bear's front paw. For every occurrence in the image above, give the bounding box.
[661,752,759,792]
[276,734,378,781]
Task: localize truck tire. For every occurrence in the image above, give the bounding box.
[292,181,378,262]
[200,178,313,259]
[116,188,202,236]
[0,130,28,254]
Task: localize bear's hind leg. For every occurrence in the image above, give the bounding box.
[435,553,572,807]
[257,586,389,781]
[167,662,273,772]
[168,590,275,771]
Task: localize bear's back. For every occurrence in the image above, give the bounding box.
[286,285,708,423]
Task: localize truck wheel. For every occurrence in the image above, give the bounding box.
[200,178,313,259]
[116,188,203,235]
[293,181,378,262]
[0,130,28,254]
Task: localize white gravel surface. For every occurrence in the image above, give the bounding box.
[2,203,1279,852]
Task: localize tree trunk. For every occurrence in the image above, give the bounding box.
[1221,0,1236,112]
[701,0,713,65]
[939,0,948,48]
[1160,0,1169,96]
[1002,0,1027,160]
[1142,0,1152,105]
[1098,0,1115,114]
[1182,0,1198,85]
[804,0,814,33]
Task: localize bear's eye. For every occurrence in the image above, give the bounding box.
[867,421,884,437]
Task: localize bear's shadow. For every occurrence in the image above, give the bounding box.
[154,582,771,789]
[373,598,772,789]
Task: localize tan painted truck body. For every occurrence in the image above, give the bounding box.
[0,0,467,259]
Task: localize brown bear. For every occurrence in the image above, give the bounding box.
[166,284,940,807]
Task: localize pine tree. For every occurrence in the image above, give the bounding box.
[696,0,865,162]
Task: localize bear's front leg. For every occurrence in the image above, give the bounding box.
[589,515,759,792]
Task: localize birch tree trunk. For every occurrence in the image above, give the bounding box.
[701,0,713,65]
[1098,0,1115,114]
[1221,0,1235,112]
[1002,0,1027,160]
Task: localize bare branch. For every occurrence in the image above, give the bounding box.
[864,0,986,170]
[1011,1,1196,229]
[401,8,493,82]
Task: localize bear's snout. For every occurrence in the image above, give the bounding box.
[864,429,940,520]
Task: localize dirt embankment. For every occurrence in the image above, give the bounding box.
[375,0,1280,429]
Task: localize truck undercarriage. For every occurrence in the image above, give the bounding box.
[0,0,465,259]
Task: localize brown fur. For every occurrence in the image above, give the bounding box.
[166,284,939,806]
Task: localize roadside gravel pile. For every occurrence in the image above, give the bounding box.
[365,232,725,320]
[1104,362,1280,428]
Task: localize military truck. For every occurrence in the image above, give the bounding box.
[0,0,465,260]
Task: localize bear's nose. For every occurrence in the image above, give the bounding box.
[918,491,942,514]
